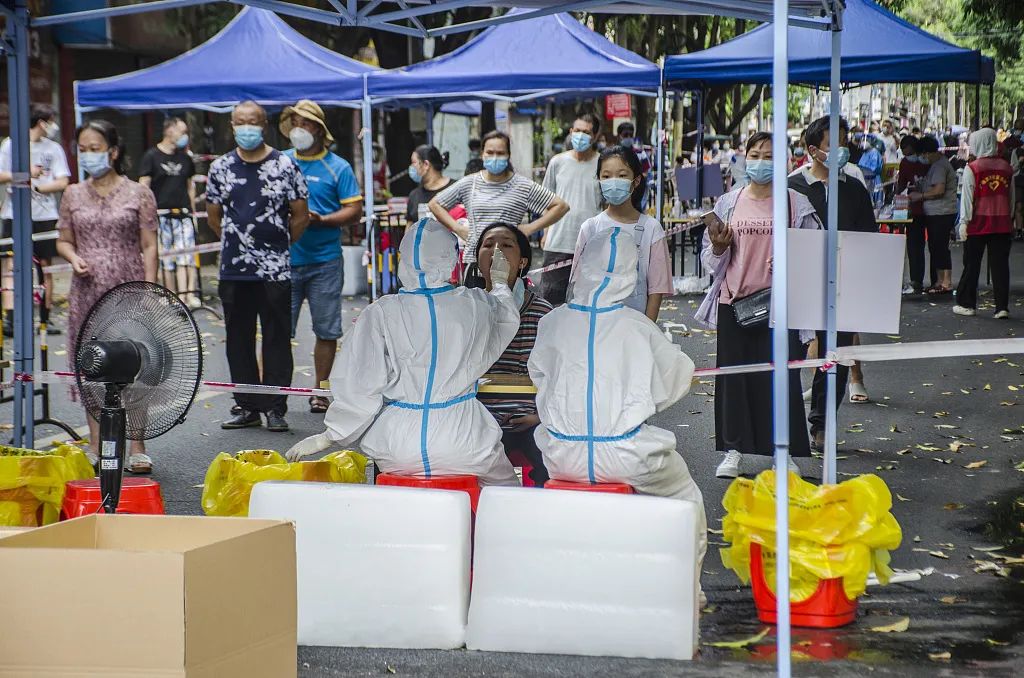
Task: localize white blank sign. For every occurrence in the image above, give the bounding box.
[777,230,905,334]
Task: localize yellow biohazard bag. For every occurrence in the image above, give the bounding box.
[0,443,96,527]
[201,449,368,517]
[720,470,902,601]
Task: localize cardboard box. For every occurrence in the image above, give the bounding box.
[0,514,296,678]
[0,525,30,539]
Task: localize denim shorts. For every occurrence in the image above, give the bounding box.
[291,257,343,340]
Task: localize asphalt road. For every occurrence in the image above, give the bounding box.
[3,240,1023,677]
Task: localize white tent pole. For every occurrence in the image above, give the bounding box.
[655,77,665,224]
[823,2,843,486]
[7,0,34,447]
[74,82,85,182]
[770,0,792,675]
[362,76,378,300]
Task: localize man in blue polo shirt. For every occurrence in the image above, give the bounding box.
[281,100,363,414]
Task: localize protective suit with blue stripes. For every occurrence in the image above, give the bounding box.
[286,219,520,487]
[529,227,707,567]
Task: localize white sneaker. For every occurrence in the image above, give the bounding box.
[716,450,742,478]
[902,283,916,295]
[186,295,202,310]
[952,305,976,316]
[995,310,1010,319]
[802,387,812,403]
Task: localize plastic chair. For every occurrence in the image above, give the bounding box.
[544,479,635,494]
[375,473,481,514]
[60,478,165,519]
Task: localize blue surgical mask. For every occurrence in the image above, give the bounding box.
[570,132,592,153]
[175,134,189,149]
[745,159,774,185]
[233,124,263,151]
[512,277,526,308]
[826,146,850,169]
[620,137,634,149]
[79,151,112,178]
[600,178,633,205]
[408,163,422,184]
[483,156,509,175]
[906,154,917,163]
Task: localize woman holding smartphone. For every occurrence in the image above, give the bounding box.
[694,132,821,480]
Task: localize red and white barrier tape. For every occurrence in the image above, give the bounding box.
[18,337,1023,398]
[41,241,223,275]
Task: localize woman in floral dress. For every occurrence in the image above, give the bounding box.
[56,119,159,472]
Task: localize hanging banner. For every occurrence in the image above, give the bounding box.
[605,94,631,120]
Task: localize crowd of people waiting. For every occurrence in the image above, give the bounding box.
[1,100,1019,568]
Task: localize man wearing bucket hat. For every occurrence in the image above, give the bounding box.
[281,100,364,414]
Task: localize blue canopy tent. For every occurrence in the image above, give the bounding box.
[438,101,508,119]
[664,0,995,85]
[365,8,661,104]
[76,7,376,112]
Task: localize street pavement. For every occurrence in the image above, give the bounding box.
[3,240,1023,677]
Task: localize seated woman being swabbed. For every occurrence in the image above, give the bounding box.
[474,222,554,486]
[286,219,520,486]
[529,227,707,587]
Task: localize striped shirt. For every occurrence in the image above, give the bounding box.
[481,291,554,429]
[434,172,557,264]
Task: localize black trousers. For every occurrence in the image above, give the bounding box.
[219,279,293,415]
[502,426,549,486]
[808,330,856,435]
[714,304,811,457]
[925,213,956,272]
[955,233,1012,312]
[538,251,574,305]
[905,214,934,289]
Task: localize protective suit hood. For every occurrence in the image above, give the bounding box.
[569,226,639,308]
[968,128,998,159]
[399,218,457,289]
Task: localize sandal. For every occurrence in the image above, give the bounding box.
[128,453,153,474]
[309,396,330,414]
[925,285,953,295]
[848,382,870,404]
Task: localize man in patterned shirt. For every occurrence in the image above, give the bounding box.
[207,100,309,432]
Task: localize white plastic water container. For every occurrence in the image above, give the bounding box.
[342,244,368,296]
[249,481,471,649]
[467,486,700,660]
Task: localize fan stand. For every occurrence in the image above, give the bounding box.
[98,382,128,514]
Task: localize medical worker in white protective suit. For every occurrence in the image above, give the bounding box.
[529,226,707,570]
[286,218,520,486]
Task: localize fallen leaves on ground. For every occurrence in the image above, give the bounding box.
[706,627,770,648]
[928,651,952,662]
[929,551,950,559]
[869,617,910,633]
[963,460,988,469]
[943,503,966,510]
[896,494,912,502]
[939,596,959,604]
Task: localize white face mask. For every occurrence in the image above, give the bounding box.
[289,127,316,152]
[45,122,60,141]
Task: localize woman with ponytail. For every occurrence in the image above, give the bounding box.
[568,145,672,322]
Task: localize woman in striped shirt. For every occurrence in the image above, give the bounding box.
[429,130,568,274]
[476,222,553,485]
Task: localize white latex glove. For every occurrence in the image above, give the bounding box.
[285,432,332,462]
[490,248,511,289]
[957,222,968,242]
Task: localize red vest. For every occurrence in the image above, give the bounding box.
[968,157,1013,236]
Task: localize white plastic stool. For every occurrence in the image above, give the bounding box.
[249,481,471,649]
[467,486,700,660]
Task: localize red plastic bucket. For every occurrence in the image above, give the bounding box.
[749,543,857,628]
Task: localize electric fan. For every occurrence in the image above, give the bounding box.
[74,281,203,513]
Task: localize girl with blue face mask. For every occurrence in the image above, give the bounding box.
[406,145,453,223]
[569,145,674,323]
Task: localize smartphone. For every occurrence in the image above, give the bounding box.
[701,210,725,234]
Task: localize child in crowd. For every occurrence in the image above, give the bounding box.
[569,145,672,323]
